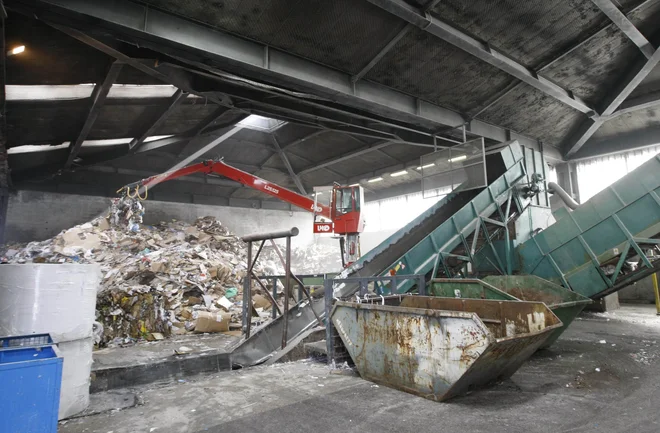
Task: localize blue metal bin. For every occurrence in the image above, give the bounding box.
[0,345,63,433]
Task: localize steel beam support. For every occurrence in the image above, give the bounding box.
[562,118,605,159]
[298,141,391,176]
[612,89,660,116]
[470,0,658,121]
[65,61,123,168]
[564,45,660,157]
[48,23,228,106]
[135,135,189,154]
[571,126,660,160]
[129,89,188,151]
[282,130,327,150]
[600,47,660,117]
[187,106,231,136]
[352,24,411,82]
[365,0,597,115]
[10,0,547,155]
[271,135,306,194]
[591,0,655,59]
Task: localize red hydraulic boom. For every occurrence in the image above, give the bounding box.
[119,160,365,266]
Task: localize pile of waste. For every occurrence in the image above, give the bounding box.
[1,197,284,346]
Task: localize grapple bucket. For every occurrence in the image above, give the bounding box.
[330,296,561,401]
[483,275,592,348]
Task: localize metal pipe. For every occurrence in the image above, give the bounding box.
[547,182,580,210]
[249,269,283,316]
[243,241,253,338]
[653,272,660,316]
[242,227,299,242]
[282,235,292,349]
[267,241,318,308]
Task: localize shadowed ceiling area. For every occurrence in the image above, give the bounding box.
[3,0,660,207]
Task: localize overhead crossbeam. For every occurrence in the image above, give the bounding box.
[564,45,660,157]
[298,141,392,176]
[271,135,306,195]
[591,0,655,59]
[129,89,188,152]
[364,0,597,115]
[612,89,660,116]
[65,61,123,168]
[10,0,549,156]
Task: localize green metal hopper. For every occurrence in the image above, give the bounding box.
[428,278,517,301]
[429,277,590,348]
[482,276,592,348]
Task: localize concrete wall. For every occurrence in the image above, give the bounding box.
[618,275,658,304]
[6,190,313,247]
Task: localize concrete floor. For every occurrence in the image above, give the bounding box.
[61,305,660,433]
[93,333,239,370]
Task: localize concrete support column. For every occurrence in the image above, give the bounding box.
[0,15,12,243]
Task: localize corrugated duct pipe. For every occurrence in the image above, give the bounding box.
[547,182,579,210]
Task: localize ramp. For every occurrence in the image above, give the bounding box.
[517,154,660,298]
[336,142,537,296]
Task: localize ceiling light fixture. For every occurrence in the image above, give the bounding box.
[390,170,408,177]
[368,177,383,183]
[416,163,435,170]
[8,45,25,56]
[449,154,467,163]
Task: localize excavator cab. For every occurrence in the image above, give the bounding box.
[330,185,364,267]
[331,185,364,235]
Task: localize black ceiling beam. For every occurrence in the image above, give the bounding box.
[298,141,392,176]
[591,0,655,59]
[564,43,660,157]
[351,0,448,83]
[65,61,123,168]
[364,0,597,115]
[271,135,306,195]
[351,24,411,83]
[612,89,660,116]
[128,89,188,152]
[570,126,660,160]
[468,0,658,121]
[8,0,548,156]
[47,23,228,107]
[186,106,231,136]
[281,130,327,150]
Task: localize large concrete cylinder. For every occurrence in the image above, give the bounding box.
[0,264,100,419]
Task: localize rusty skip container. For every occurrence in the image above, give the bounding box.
[330,296,561,401]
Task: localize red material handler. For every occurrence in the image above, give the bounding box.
[120,159,365,266]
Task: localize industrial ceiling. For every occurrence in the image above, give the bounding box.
[2,0,660,208]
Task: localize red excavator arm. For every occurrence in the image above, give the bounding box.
[120,159,364,266]
[120,160,332,220]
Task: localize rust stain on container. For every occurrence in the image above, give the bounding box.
[331,296,561,402]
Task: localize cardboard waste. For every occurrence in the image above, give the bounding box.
[0,197,284,346]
